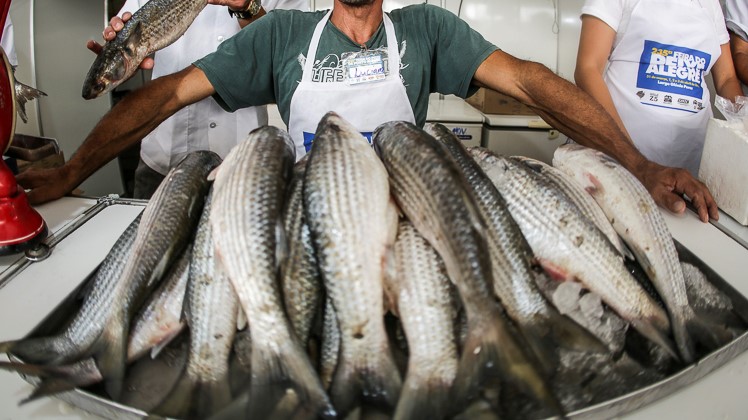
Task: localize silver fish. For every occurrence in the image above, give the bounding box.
[81,0,207,99]
[553,144,725,363]
[319,297,340,392]
[304,112,401,416]
[154,189,239,419]
[425,123,605,373]
[470,147,676,359]
[387,220,458,420]
[127,246,191,362]
[211,126,333,418]
[94,150,220,400]
[374,121,560,415]
[281,157,322,348]
[0,213,142,365]
[513,155,632,259]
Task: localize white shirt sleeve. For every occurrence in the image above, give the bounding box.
[1,17,17,67]
[705,0,730,45]
[117,0,147,17]
[725,0,748,41]
[581,0,625,32]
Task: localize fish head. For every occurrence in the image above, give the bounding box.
[81,22,144,100]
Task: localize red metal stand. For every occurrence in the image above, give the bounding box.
[0,1,48,255]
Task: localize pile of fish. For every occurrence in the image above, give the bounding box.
[1,112,746,419]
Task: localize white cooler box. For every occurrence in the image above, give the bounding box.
[699,118,748,225]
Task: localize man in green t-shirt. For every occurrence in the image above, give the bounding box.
[18,0,718,225]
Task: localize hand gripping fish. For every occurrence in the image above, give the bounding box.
[81,0,207,99]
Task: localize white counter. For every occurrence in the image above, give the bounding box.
[0,198,746,419]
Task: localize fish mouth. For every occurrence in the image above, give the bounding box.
[82,80,108,100]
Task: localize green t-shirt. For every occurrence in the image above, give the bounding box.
[194,4,498,127]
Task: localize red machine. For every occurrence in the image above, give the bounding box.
[0,0,48,255]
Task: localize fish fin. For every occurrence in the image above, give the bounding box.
[684,313,734,358]
[452,317,562,417]
[248,341,335,419]
[153,370,232,419]
[92,323,128,401]
[629,318,679,361]
[393,377,451,420]
[0,335,81,366]
[149,322,185,360]
[0,361,63,378]
[207,166,220,182]
[237,306,248,331]
[20,378,80,405]
[544,308,608,354]
[330,341,402,416]
[123,21,143,55]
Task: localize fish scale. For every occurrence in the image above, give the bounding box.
[82,0,207,99]
[374,121,560,416]
[211,126,333,418]
[424,123,605,374]
[469,148,676,360]
[553,144,728,363]
[304,112,401,417]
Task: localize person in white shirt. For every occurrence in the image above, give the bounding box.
[88,0,308,198]
[725,0,748,91]
[575,0,743,176]
[1,16,17,67]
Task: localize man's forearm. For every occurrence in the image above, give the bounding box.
[66,71,195,189]
[516,60,649,175]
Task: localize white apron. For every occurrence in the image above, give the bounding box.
[288,10,416,159]
[604,0,721,175]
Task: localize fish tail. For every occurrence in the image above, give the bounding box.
[452,317,563,416]
[92,323,128,401]
[683,310,734,358]
[330,343,402,416]
[0,335,77,365]
[153,370,232,419]
[20,378,81,405]
[393,377,451,420]
[670,310,696,364]
[248,342,335,419]
[544,309,609,354]
[630,318,679,361]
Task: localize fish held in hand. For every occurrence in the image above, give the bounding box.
[81,0,207,99]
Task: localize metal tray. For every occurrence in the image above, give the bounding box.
[10,238,748,420]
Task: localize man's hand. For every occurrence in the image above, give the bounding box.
[16,166,78,205]
[634,161,719,223]
[85,12,154,70]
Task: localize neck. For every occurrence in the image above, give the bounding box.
[330,1,384,46]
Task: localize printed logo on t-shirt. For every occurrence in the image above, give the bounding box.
[635,40,711,113]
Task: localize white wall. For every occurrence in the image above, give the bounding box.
[9,0,124,198]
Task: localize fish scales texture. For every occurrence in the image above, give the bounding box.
[211,126,333,418]
[127,246,190,362]
[427,124,605,370]
[514,155,631,259]
[0,213,142,365]
[389,220,458,420]
[304,112,400,415]
[281,158,322,348]
[470,148,676,358]
[319,297,340,392]
[553,144,724,362]
[82,0,207,98]
[374,121,560,416]
[154,189,238,419]
[96,150,220,400]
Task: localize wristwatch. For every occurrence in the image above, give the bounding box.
[228,0,261,19]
